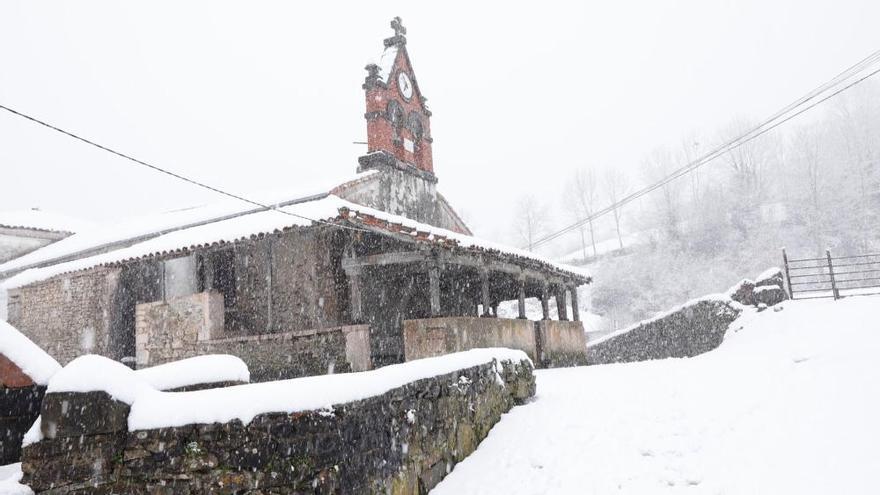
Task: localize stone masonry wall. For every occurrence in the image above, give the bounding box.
[0,385,44,465]
[535,320,589,368]
[586,298,743,365]
[136,292,371,381]
[403,317,588,369]
[135,291,225,367]
[7,266,120,365]
[195,325,371,382]
[22,358,535,494]
[404,317,538,362]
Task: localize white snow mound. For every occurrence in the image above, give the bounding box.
[134,354,250,390]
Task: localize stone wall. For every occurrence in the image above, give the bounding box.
[135,291,225,366]
[195,325,371,381]
[22,357,535,494]
[136,292,371,381]
[535,320,589,368]
[586,298,743,365]
[403,317,589,368]
[338,166,470,234]
[7,266,120,364]
[0,385,44,464]
[404,317,538,362]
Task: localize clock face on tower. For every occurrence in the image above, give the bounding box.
[397,71,413,100]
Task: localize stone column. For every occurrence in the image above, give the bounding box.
[429,264,441,317]
[348,268,364,323]
[570,285,580,322]
[556,286,569,321]
[517,279,527,319]
[540,283,550,321]
[481,269,492,317]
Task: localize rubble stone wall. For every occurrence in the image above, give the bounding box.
[136,293,371,381]
[6,266,120,365]
[0,384,44,465]
[586,299,743,365]
[22,358,535,494]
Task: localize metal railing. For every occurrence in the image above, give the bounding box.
[782,249,880,300]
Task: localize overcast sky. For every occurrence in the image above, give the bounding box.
[1,0,878,251]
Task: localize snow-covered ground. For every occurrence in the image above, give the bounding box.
[0,463,30,495]
[434,295,880,494]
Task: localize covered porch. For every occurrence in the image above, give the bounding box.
[342,245,591,367]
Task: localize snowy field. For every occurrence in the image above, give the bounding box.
[434,295,880,494]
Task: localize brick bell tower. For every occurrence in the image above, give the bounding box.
[358,17,436,183]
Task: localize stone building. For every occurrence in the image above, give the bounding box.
[0,19,590,380]
[0,209,89,265]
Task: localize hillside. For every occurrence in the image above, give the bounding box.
[433,295,880,494]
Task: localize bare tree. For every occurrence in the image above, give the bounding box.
[791,126,826,255]
[564,169,599,259]
[603,166,629,250]
[717,119,780,238]
[642,148,682,240]
[512,195,550,252]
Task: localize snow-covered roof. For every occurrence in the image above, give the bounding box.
[1,195,348,289]
[0,171,588,289]
[0,171,377,276]
[341,206,592,282]
[1,195,590,289]
[45,349,529,430]
[0,209,93,234]
[0,320,62,385]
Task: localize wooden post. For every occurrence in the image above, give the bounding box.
[540,283,550,321]
[570,285,580,322]
[481,269,491,317]
[348,267,364,322]
[517,279,527,319]
[827,249,840,300]
[555,286,568,321]
[782,248,794,300]
[429,263,441,317]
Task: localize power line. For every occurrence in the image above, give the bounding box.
[530,49,880,250]
[0,104,369,233]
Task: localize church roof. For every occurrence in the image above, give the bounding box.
[0,171,377,277]
[1,193,590,290]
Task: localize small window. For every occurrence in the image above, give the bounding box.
[386,100,404,129]
[407,111,424,141]
[163,256,198,299]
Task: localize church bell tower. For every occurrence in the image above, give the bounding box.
[358,17,436,182]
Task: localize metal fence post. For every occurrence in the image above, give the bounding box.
[782,248,794,299]
[826,249,840,300]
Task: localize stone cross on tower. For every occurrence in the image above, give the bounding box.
[391,16,406,37]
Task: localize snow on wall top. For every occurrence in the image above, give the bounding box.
[46,349,530,430]
[0,320,62,385]
[0,209,93,234]
[134,355,250,391]
[0,171,377,275]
